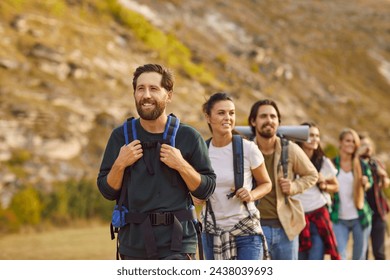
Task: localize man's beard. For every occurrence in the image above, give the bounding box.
[136,99,165,120]
[259,130,274,139]
[258,123,276,139]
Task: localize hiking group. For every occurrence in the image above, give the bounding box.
[97,63,389,260]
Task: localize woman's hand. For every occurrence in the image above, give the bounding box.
[362,175,371,191]
[235,188,253,203]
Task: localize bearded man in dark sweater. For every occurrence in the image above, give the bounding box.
[97,64,216,260]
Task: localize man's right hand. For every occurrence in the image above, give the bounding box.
[107,140,143,191]
[116,140,143,169]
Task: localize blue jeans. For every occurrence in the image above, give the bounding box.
[333,218,371,260]
[298,221,325,260]
[262,226,298,260]
[202,232,263,260]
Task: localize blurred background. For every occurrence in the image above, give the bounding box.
[0,0,389,259]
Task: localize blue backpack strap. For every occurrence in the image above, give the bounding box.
[163,113,180,147]
[123,117,136,145]
[131,118,137,141]
[117,116,136,209]
[111,117,135,259]
[123,120,129,145]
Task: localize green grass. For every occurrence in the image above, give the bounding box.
[0,224,115,260]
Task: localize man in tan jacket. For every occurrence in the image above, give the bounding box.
[248,99,318,260]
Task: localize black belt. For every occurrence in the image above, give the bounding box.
[260,218,282,228]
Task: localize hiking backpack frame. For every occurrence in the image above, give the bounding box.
[110,114,203,260]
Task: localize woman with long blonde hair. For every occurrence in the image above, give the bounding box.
[331,128,372,260]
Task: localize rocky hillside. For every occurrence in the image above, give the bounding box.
[1,0,389,206]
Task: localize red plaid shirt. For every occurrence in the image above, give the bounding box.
[299,206,341,260]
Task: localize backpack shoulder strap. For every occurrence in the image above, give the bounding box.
[232,135,253,216]
[117,117,136,208]
[206,135,244,190]
[280,138,290,204]
[163,113,180,147]
[111,117,135,251]
[232,134,244,190]
[280,137,289,179]
[333,156,340,175]
[205,138,211,148]
[123,117,136,145]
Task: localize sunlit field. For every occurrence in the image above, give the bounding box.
[0,217,389,260]
[0,224,114,260]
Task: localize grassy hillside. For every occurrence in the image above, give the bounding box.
[0,0,389,210]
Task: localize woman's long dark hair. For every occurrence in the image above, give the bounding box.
[298,122,324,172]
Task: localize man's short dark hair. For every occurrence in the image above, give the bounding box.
[248,99,282,135]
[132,64,174,92]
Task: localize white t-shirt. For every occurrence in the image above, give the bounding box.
[337,169,359,219]
[294,157,337,212]
[202,138,264,230]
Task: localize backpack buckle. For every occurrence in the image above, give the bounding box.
[149,212,173,226]
[226,191,236,199]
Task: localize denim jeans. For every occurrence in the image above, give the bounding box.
[298,221,325,260]
[262,226,299,260]
[333,218,371,260]
[202,232,263,260]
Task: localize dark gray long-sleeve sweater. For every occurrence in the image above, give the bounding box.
[97,118,215,258]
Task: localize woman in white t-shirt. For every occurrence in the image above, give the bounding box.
[195,92,271,260]
[294,122,340,260]
[331,128,372,260]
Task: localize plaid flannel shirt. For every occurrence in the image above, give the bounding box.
[205,214,269,260]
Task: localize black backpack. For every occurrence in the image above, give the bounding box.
[205,135,270,259]
[205,135,251,224]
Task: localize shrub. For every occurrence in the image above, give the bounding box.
[8,149,32,165]
[0,208,21,234]
[66,178,112,221]
[9,187,42,225]
[39,183,71,225]
[323,143,338,160]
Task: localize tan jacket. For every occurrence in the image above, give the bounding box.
[271,138,318,240]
